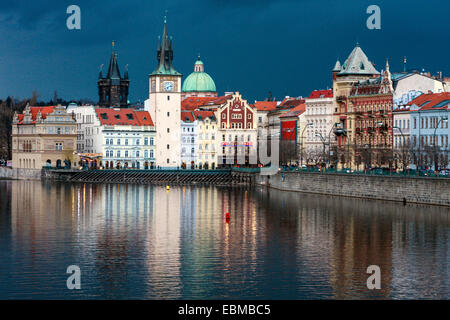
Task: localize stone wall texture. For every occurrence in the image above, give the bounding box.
[0,167,41,180]
[255,171,450,206]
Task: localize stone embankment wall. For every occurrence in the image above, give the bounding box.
[0,167,41,180]
[255,171,450,206]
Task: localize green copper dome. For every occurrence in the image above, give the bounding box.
[182,57,217,93]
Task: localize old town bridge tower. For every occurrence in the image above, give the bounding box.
[98,44,130,107]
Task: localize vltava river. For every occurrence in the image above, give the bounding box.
[0,180,448,299]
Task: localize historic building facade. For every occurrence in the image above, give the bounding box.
[12,105,77,169]
[97,108,156,169]
[98,48,130,108]
[304,89,334,163]
[409,92,449,170]
[349,60,394,169]
[145,19,182,168]
[180,110,218,169]
[332,44,381,168]
[217,92,258,166]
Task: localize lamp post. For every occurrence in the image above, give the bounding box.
[300,123,313,168]
[433,116,448,171]
[315,133,326,167]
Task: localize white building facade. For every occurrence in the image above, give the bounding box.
[68,104,156,169]
[304,90,334,156]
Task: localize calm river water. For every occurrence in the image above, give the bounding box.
[0,180,448,299]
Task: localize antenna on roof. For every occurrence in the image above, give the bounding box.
[403,56,407,73]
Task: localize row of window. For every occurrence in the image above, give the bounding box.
[222,134,252,142]
[222,113,252,119]
[413,116,449,129]
[394,119,410,129]
[105,149,154,158]
[412,135,449,147]
[105,137,154,146]
[356,135,392,146]
[221,122,253,129]
[355,104,391,113]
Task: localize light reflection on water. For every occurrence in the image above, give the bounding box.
[0,180,448,299]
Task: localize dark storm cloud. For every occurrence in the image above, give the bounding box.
[0,0,448,103]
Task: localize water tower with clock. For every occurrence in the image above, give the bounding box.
[145,17,182,167]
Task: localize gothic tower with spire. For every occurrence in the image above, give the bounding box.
[98,43,130,107]
[145,17,182,167]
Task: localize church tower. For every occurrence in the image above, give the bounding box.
[145,17,182,167]
[98,44,129,107]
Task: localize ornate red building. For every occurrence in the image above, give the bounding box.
[349,60,394,168]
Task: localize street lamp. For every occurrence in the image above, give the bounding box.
[315,132,327,167]
[300,122,313,167]
[433,116,448,171]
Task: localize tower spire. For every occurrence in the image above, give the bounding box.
[152,14,180,75]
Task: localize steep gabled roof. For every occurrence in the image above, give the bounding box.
[338,44,379,76]
[17,106,56,124]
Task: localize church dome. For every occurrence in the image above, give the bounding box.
[182,57,217,93]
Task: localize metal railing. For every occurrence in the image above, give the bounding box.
[281,166,450,178]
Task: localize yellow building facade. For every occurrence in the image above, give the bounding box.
[12,105,78,169]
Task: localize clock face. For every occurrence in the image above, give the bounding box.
[164,81,174,92]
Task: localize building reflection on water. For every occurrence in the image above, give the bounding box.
[1,180,448,299]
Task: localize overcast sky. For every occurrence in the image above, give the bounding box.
[0,0,448,103]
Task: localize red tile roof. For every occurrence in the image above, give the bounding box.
[254,101,277,111]
[181,111,195,122]
[308,89,333,99]
[279,97,305,108]
[181,110,216,122]
[408,92,450,111]
[17,106,55,124]
[193,110,216,121]
[95,108,154,126]
[279,103,306,118]
[181,95,232,110]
